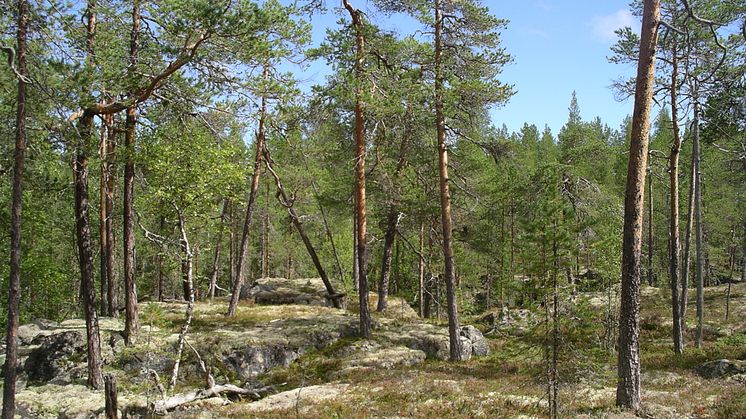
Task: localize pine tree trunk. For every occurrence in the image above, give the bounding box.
[616,0,659,410]
[693,101,704,348]
[76,114,104,390]
[725,228,735,320]
[377,130,409,312]
[418,223,425,318]
[647,170,654,286]
[2,1,28,415]
[352,203,359,292]
[208,199,229,298]
[262,183,270,278]
[668,49,683,354]
[679,131,696,338]
[227,65,268,317]
[123,0,141,345]
[434,0,464,361]
[105,115,118,316]
[99,120,109,315]
[343,0,371,338]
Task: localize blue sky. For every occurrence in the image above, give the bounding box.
[290,0,641,136]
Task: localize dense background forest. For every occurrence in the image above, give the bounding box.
[1,0,745,417]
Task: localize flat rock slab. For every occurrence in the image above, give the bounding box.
[242,384,350,413]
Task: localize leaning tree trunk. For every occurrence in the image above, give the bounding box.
[434,0,464,361]
[692,101,704,348]
[226,64,269,317]
[263,145,344,308]
[616,0,660,410]
[343,0,372,338]
[76,114,105,390]
[668,47,683,354]
[123,0,141,344]
[2,1,29,415]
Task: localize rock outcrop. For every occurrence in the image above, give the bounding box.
[694,359,746,379]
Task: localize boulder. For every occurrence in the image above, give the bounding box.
[17,323,42,345]
[460,325,490,356]
[24,331,86,385]
[694,359,746,379]
[241,278,339,307]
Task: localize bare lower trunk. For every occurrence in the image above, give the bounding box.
[725,229,735,320]
[616,0,659,410]
[647,171,654,286]
[435,0,463,361]
[123,0,141,345]
[352,204,359,292]
[99,120,109,315]
[227,65,268,317]
[208,199,229,298]
[668,50,683,354]
[76,114,104,390]
[680,135,696,337]
[2,2,28,415]
[418,223,425,318]
[377,130,409,312]
[105,116,118,316]
[693,102,704,348]
[262,184,270,278]
[377,208,398,312]
[343,0,371,338]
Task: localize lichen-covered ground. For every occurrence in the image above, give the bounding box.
[3,281,745,418]
[210,283,746,419]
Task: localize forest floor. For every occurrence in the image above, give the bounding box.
[204,282,746,419]
[3,281,745,418]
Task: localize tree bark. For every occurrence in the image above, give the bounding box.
[647,168,654,286]
[418,223,425,318]
[104,374,118,419]
[343,0,371,338]
[208,199,229,298]
[227,64,269,317]
[352,202,359,292]
[99,119,109,316]
[76,114,105,390]
[668,48,683,354]
[679,129,696,337]
[693,101,704,348]
[616,0,659,410]
[2,1,28,415]
[262,183,270,278]
[434,0,464,361]
[377,127,410,312]
[105,115,118,316]
[725,228,735,320]
[123,0,141,345]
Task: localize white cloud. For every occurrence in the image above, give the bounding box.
[592,9,636,43]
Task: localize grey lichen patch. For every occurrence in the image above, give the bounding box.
[240,384,350,413]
